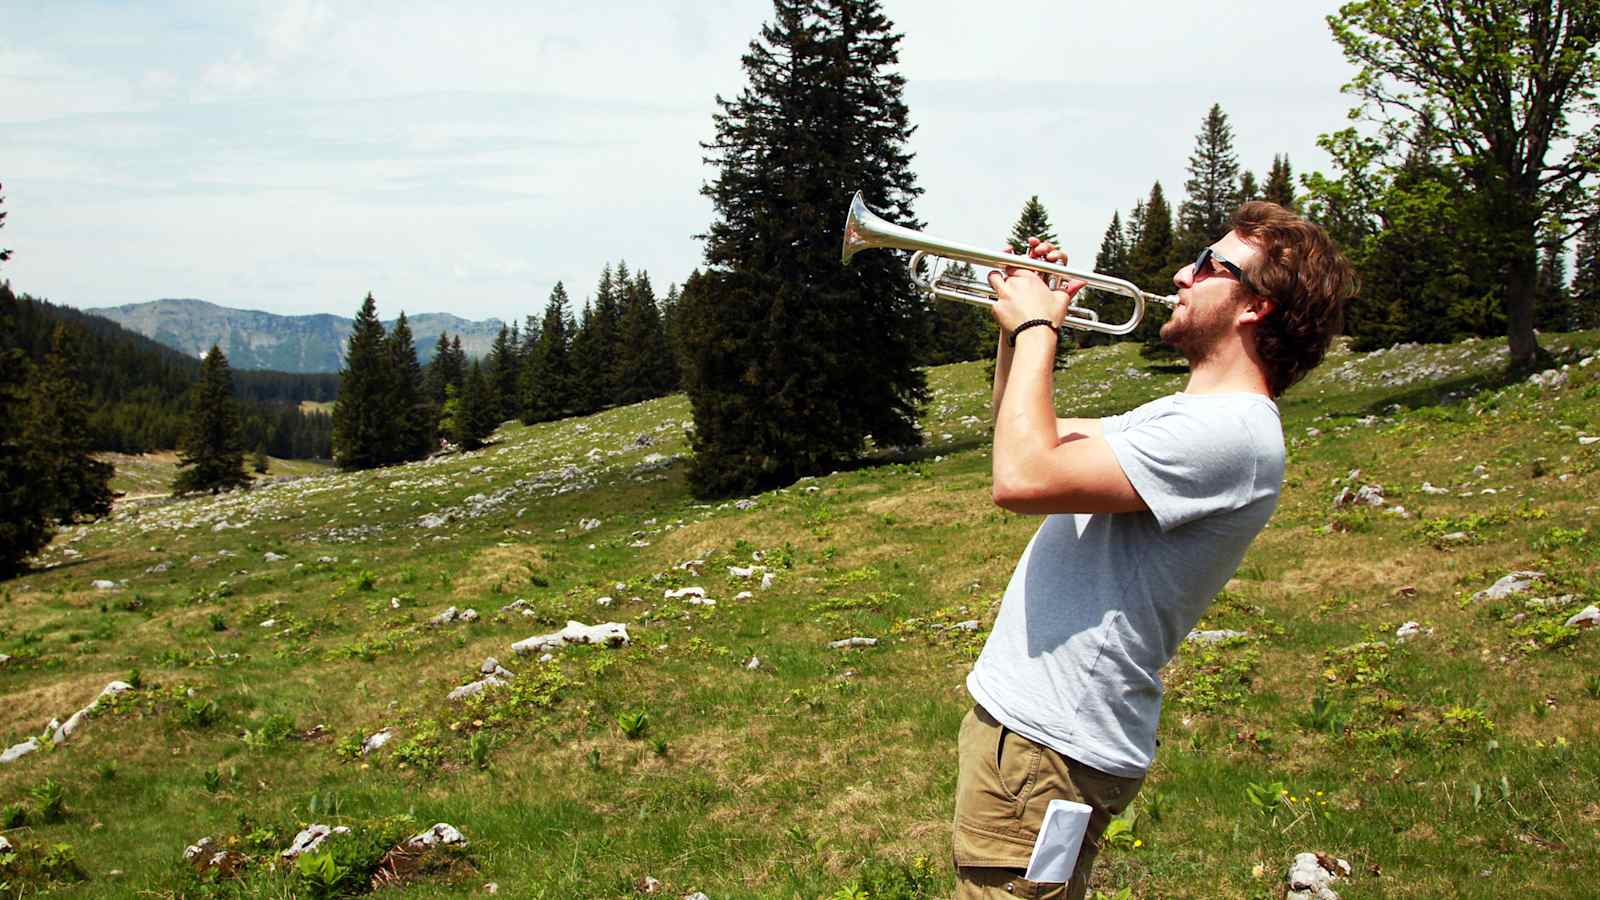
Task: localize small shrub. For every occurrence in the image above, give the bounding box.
[1322,641,1392,687]
[351,570,378,592]
[30,778,65,822]
[202,768,222,792]
[616,709,649,740]
[2,802,27,829]
[295,848,355,898]
[1439,705,1495,747]
[38,843,85,882]
[1585,674,1600,700]
[208,612,228,632]
[177,697,222,729]
[96,761,118,781]
[1511,619,1581,651]
[467,731,492,770]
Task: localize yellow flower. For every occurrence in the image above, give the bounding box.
[1133,839,1143,848]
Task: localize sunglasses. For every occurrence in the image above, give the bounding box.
[1192,247,1257,295]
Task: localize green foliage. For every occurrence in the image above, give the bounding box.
[832,854,937,900]
[616,709,649,740]
[467,730,492,770]
[1,802,27,829]
[172,345,251,495]
[1439,703,1495,747]
[1322,641,1393,687]
[29,778,65,823]
[177,697,223,729]
[683,0,927,497]
[294,848,355,898]
[38,842,85,882]
[1171,637,1260,712]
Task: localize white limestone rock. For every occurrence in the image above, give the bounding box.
[1287,852,1350,900]
[1,738,40,765]
[183,837,215,862]
[281,824,350,859]
[665,586,706,601]
[480,658,514,679]
[407,823,467,849]
[1472,572,1543,602]
[1564,605,1600,629]
[92,579,118,590]
[448,676,507,702]
[1186,629,1247,644]
[361,729,393,756]
[512,621,630,656]
[1395,621,1432,642]
[829,637,878,649]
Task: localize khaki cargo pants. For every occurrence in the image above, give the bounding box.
[952,705,1144,899]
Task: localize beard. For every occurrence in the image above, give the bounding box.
[1159,300,1232,363]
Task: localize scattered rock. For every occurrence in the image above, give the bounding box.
[264,552,288,562]
[1333,484,1385,509]
[0,654,9,666]
[1580,436,1599,446]
[829,637,878,649]
[282,824,351,860]
[734,591,754,601]
[480,658,514,679]
[951,619,980,632]
[665,586,706,601]
[760,572,775,590]
[1186,629,1247,644]
[1471,571,1543,602]
[596,596,614,607]
[362,729,393,756]
[1528,369,1568,390]
[419,513,450,529]
[145,561,171,574]
[684,892,711,900]
[745,656,761,670]
[92,579,118,590]
[734,499,757,510]
[1,738,40,765]
[1565,606,1600,629]
[1395,621,1432,642]
[448,676,507,702]
[430,606,478,626]
[0,835,12,853]
[636,875,662,893]
[579,518,601,532]
[183,837,215,862]
[1287,852,1351,900]
[407,823,467,849]
[1420,481,1449,495]
[511,621,630,655]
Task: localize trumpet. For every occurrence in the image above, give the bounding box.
[840,191,1177,336]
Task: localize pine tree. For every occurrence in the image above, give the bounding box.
[1095,212,1130,279]
[567,300,604,415]
[1238,170,1260,203]
[24,325,113,523]
[331,294,391,469]
[925,262,992,364]
[453,361,497,450]
[523,282,575,424]
[486,323,520,422]
[0,335,50,578]
[1175,104,1242,263]
[685,0,926,497]
[1534,228,1572,333]
[172,345,249,495]
[1130,182,1176,348]
[1264,154,1296,209]
[1007,195,1059,254]
[387,312,434,460]
[424,332,454,410]
[614,270,676,403]
[1575,220,1600,330]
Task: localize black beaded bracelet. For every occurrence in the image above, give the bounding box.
[1008,318,1059,347]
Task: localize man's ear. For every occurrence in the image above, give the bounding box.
[1238,295,1274,325]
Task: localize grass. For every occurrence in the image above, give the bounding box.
[2,332,1598,897]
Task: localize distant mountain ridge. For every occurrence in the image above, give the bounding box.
[90,298,504,373]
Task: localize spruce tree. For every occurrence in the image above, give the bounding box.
[924,262,992,364]
[453,361,497,450]
[685,0,926,496]
[172,345,250,495]
[1238,170,1260,203]
[486,323,521,422]
[1,248,55,575]
[1007,195,1059,253]
[331,294,391,469]
[1175,104,1242,263]
[24,325,113,522]
[424,332,453,410]
[1264,155,1296,209]
[523,282,575,424]
[1534,228,1572,333]
[614,270,676,403]
[387,312,434,459]
[1574,220,1600,330]
[568,301,604,415]
[1130,182,1176,348]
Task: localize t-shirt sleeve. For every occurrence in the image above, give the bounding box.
[1102,407,1259,532]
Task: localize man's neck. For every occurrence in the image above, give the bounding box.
[1180,340,1272,397]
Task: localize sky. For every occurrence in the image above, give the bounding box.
[1,1,1359,323]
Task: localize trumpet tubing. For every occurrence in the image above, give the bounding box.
[841,192,1177,336]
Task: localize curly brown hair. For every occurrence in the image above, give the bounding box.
[1230,201,1358,397]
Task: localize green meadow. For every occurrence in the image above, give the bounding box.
[2,333,1598,898]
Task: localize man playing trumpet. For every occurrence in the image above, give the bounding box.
[952,201,1356,899]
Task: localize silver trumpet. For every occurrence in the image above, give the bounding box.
[841,191,1177,336]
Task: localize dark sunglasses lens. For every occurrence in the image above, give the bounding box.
[1194,248,1211,275]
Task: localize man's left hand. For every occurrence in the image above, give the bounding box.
[986,238,1086,335]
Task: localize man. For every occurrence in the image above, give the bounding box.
[952,202,1356,899]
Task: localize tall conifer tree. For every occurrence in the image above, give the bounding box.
[1175,104,1242,262]
[1007,195,1059,253]
[1130,182,1176,347]
[1575,220,1600,330]
[331,294,391,469]
[453,361,497,450]
[486,323,521,422]
[387,312,433,459]
[614,270,676,403]
[523,282,575,423]
[173,345,249,495]
[1264,154,1296,209]
[684,0,926,496]
[424,332,454,410]
[25,325,113,521]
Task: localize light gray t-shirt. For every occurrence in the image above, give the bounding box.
[966,392,1284,778]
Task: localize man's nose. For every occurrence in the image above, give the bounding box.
[1173,264,1194,290]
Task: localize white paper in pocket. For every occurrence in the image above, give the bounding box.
[1022,799,1092,883]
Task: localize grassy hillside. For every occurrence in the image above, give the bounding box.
[2,333,1597,898]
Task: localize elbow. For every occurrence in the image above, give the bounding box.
[991,472,1039,513]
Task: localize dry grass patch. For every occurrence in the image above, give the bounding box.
[451,544,550,600]
[863,488,983,528]
[0,670,125,740]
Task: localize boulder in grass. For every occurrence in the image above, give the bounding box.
[1565,605,1600,629]
[480,658,514,679]
[362,729,393,756]
[1471,572,1543,602]
[448,676,507,702]
[1186,629,1247,645]
[665,586,706,601]
[511,621,630,656]
[406,823,467,849]
[1,738,40,765]
[282,824,351,860]
[1287,852,1351,900]
[829,637,878,649]
[92,579,118,590]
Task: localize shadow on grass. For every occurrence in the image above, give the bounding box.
[1348,365,1528,417]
